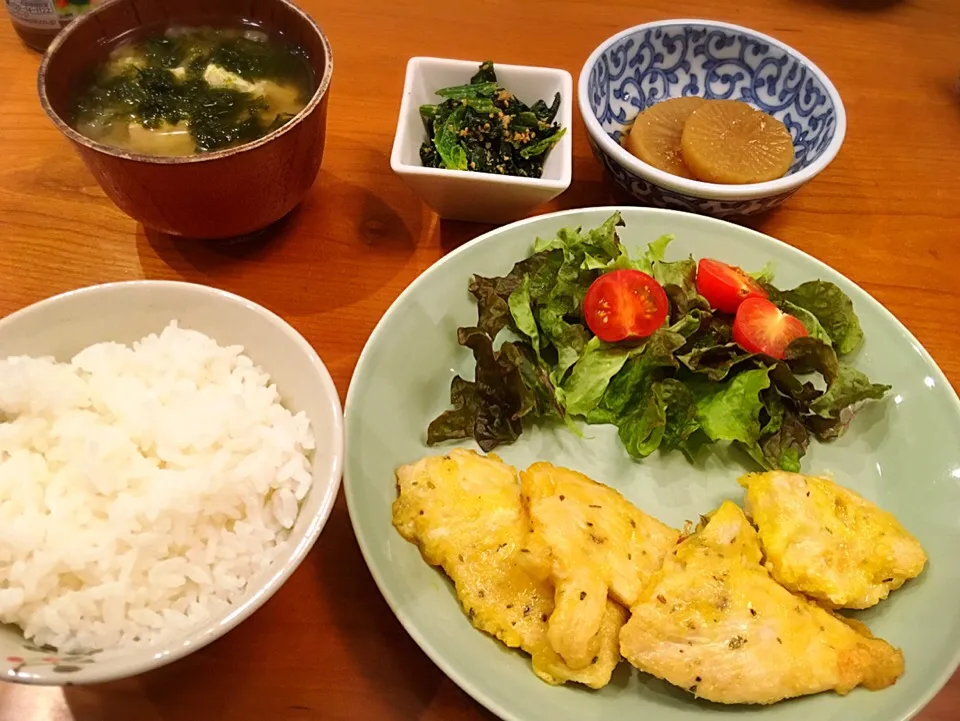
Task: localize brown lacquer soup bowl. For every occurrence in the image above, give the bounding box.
[38,0,333,239]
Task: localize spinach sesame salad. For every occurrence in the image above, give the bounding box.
[426,212,890,472]
[419,62,567,178]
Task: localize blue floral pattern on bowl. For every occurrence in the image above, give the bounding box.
[581,22,842,218]
[587,137,798,217]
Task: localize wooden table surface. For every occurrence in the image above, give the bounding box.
[1,0,958,719]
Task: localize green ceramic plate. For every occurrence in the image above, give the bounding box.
[344,208,960,721]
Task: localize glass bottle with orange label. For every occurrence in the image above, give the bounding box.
[4,0,101,52]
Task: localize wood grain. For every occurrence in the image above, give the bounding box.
[0,0,958,718]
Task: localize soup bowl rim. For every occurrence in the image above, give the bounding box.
[36,0,334,165]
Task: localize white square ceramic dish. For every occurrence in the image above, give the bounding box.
[390,57,573,224]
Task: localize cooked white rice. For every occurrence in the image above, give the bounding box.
[0,321,314,652]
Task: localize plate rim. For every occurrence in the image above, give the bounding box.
[343,206,960,721]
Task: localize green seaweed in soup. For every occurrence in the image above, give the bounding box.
[71,26,314,156]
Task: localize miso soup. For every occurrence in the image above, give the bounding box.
[71,25,314,156]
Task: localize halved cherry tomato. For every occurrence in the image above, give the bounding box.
[733,297,808,360]
[696,258,768,314]
[583,270,669,343]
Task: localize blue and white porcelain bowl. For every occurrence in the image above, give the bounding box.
[578,20,846,218]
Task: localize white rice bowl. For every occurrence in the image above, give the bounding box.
[0,321,316,654]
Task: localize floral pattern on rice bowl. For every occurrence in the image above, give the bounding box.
[4,636,101,677]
